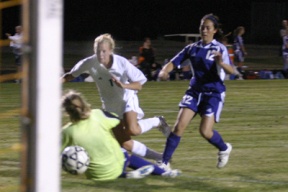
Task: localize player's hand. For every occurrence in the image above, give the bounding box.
[111,77,124,88]
[158,70,170,81]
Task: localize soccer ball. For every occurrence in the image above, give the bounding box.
[61,146,90,175]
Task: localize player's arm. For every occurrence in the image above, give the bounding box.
[61,73,75,83]
[219,62,234,74]
[158,62,174,80]
[116,59,147,91]
[158,45,190,81]
[61,55,94,83]
[214,52,234,74]
[112,78,143,91]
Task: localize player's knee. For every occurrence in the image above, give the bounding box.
[173,123,186,136]
[199,128,212,139]
[121,140,133,152]
[125,125,141,136]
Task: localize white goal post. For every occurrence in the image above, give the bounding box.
[21,0,63,191]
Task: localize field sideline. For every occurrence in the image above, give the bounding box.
[0,80,287,192]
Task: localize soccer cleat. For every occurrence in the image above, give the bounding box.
[126,165,155,179]
[217,143,232,168]
[157,161,171,172]
[156,116,171,137]
[162,169,182,178]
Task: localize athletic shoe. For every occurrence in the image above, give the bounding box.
[126,165,155,179]
[217,143,232,168]
[157,161,171,172]
[156,116,171,137]
[162,169,182,178]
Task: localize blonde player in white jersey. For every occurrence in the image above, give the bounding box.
[62,33,171,162]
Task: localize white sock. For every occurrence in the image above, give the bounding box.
[131,140,147,157]
[138,117,160,134]
[131,140,162,161]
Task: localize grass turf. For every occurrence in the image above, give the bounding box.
[0,80,288,192]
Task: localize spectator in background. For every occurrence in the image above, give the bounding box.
[150,62,162,81]
[138,37,156,80]
[6,25,23,83]
[281,20,288,77]
[233,26,247,79]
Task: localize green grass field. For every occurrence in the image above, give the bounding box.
[0,80,288,192]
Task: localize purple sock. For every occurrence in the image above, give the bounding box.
[129,155,165,175]
[162,132,181,164]
[208,130,227,151]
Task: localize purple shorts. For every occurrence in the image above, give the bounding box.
[179,89,225,122]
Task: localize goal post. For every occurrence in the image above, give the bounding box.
[21,0,63,191]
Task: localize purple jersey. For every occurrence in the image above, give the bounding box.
[171,39,231,93]
[233,36,244,53]
[282,35,288,55]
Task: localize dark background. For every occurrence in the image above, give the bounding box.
[2,0,288,44]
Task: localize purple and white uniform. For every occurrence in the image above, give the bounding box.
[282,35,288,71]
[233,36,245,62]
[171,39,231,122]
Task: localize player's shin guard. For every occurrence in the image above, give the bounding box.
[162,132,181,164]
[208,130,228,151]
[131,140,147,157]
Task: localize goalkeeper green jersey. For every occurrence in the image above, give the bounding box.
[62,109,124,181]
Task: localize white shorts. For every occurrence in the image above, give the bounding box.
[124,94,144,120]
[102,93,144,120]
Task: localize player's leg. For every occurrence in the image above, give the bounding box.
[161,108,195,167]
[123,110,170,136]
[112,122,162,161]
[138,115,171,137]
[118,149,154,179]
[124,95,171,137]
[199,93,232,168]
[127,153,181,178]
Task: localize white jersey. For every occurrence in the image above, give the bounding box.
[9,33,22,49]
[8,33,22,55]
[69,54,147,119]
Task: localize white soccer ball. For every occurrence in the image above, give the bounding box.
[61,146,90,175]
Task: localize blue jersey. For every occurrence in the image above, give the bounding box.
[171,39,231,93]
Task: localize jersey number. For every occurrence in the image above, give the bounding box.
[206,50,215,61]
[181,95,193,105]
